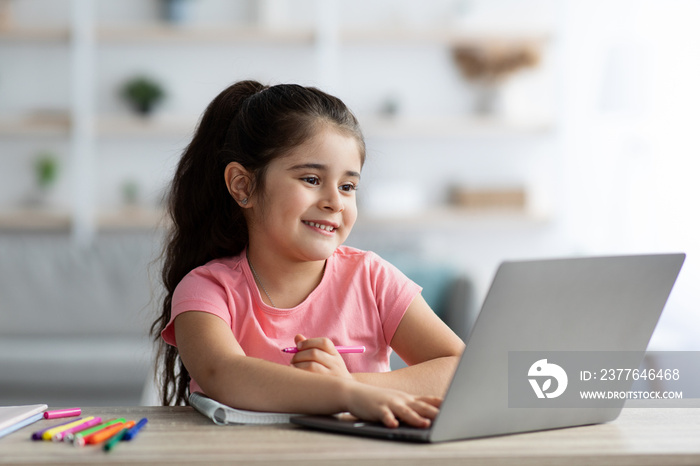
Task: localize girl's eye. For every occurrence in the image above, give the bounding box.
[301,176,320,185]
[339,183,358,193]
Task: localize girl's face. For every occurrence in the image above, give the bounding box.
[248,126,363,263]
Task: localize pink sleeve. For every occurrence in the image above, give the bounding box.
[161,268,233,347]
[368,253,422,345]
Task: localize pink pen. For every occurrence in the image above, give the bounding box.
[281,345,366,354]
[44,408,81,420]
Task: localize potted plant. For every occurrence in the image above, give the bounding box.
[121,76,166,116]
[35,152,59,192]
[26,151,60,206]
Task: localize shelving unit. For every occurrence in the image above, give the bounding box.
[0,0,555,243]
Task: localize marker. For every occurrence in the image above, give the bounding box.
[281,345,366,354]
[44,408,81,419]
[85,420,135,445]
[123,418,148,441]
[32,418,76,440]
[70,418,125,445]
[42,417,94,440]
[103,426,129,452]
[52,417,102,442]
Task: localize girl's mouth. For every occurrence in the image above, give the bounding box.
[303,220,337,233]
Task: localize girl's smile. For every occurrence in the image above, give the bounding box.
[302,220,339,234]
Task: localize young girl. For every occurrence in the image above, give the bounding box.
[151,80,465,428]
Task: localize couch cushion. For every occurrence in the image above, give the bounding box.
[0,234,162,337]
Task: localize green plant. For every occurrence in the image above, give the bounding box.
[34,152,59,190]
[121,76,166,115]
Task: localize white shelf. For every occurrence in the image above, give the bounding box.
[0,208,72,231]
[0,207,168,232]
[97,115,197,138]
[361,115,553,138]
[341,27,551,46]
[0,116,71,137]
[355,207,549,230]
[97,24,315,44]
[0,26,71,42]
[97,207,168,231]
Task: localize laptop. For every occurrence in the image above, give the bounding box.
[292,253,686,442]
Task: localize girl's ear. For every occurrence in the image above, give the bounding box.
[224,162,254,208]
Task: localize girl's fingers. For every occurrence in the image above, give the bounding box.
[293,334,307,346]
[381,409,399,428]
[386,396,443,428]
[393,403,432,428]
[418,396,443,408]
[295,336,336,354]
[409,400,440,421]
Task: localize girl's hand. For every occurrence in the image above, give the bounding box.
[290,334,353,380]
[346,382,442,428]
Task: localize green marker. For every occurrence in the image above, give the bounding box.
[103,427,129,452]
[71,418,125,446]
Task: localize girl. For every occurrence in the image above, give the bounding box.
[151,80,465,428]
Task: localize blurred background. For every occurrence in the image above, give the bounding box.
[1,0,698,406]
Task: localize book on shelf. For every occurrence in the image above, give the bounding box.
[189,392,299,425]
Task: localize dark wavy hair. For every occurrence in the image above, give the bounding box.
[150,80,366,406]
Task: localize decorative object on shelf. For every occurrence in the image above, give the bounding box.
[120,76,166,117]
[379,95,401,118]
[160,0,195,25]
[121,179,140,206]
[449,185,526,211]
[35,152,59,191]
[452,42,540,115]
[25,151,60,207]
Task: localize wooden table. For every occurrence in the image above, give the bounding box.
[1,402,699,465]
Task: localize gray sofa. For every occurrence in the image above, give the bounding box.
[0,233,162,407]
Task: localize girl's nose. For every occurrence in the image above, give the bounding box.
[322,187,344,212]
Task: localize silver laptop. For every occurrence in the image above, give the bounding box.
[292,253,685,442]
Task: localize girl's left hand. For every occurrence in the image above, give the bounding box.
[289,334,353,380]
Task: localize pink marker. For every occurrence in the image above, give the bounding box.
[281,345,366,354]
[44,408,81,420]
[52,417,102,442]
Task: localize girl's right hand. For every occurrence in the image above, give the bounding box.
[345,382,442,428]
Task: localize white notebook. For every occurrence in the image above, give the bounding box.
[189,392,298,425]
[0,404,47,434]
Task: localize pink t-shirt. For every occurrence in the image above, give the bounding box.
[162,245,422,394]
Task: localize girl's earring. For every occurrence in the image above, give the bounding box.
[240,198,248,206]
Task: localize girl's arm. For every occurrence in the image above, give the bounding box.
[173,311,441,428]
[292,294,465,397]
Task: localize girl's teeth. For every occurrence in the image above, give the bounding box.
[306,221,334,231]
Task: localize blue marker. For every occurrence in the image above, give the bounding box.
[123,418,148,441]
